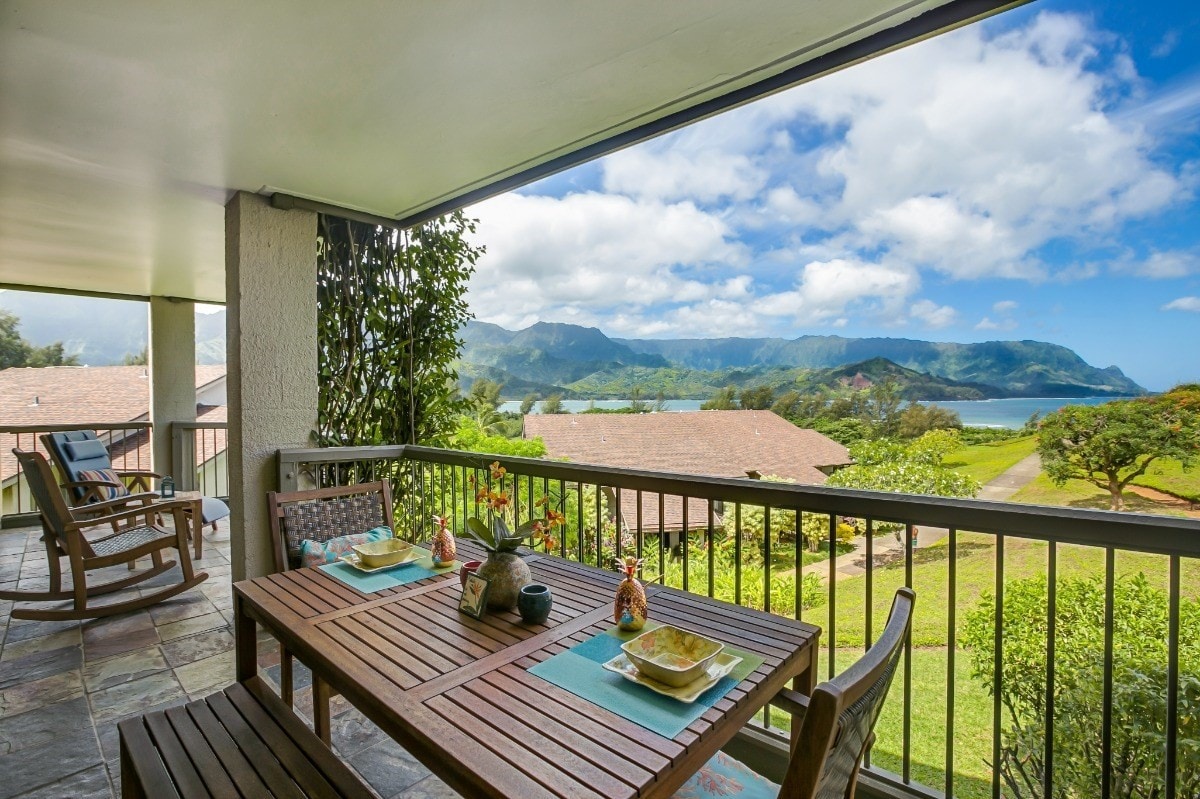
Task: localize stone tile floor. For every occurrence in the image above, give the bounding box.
[0,522,459,799]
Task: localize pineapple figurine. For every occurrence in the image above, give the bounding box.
[613,556,648,631]
[430,516,456,568]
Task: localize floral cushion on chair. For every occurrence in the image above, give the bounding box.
[673,751,779,799]
[299,527,392,568]
[75,468,130,501]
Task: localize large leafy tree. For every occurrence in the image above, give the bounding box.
[0,310,79,369]
[1038,392,1199,510]
[315,212,482,447]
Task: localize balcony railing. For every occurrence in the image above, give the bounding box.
[0,422,154,524]
[279,443,1200,799]
[172,420,229,497]
[0,420,230,527]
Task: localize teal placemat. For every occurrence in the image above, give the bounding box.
[527,627,765,739]
[317,546,459,593]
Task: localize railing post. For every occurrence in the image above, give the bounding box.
[171,423,196,491]
[277,450,301,492]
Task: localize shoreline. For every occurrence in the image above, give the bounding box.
[498,396,1126,430]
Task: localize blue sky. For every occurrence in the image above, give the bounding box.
[465,1,1200,392]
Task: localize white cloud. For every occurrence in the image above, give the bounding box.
[466,192,747,329]
[788,12,1185,280]
[909,299,958,329]
[1152,30,1180,59]
[975,316,1018,331]
[1112,250,1198,278]
[993,300,1019,313]
[754,259,919,323]
[602,149,767,204]
[1163,296,1200,312]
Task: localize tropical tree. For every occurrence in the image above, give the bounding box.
[629,385,648,413]
[468,378,503,410]
[866,378,903,436]
[122,347,149,366]
[450,417,546,458]
[739,384,774,410]
[464,378,507,434]
[701,385,737,410]
[541,394,565,414]
[827,430,980,498]
[519,394,538,415]
[1038,394,1199,510]
[897,403,961,438]
[0,310,79,369]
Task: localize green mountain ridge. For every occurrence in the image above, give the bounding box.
[615,333,1144,397]
[461,321,1147,399]
[563,357,1006,401]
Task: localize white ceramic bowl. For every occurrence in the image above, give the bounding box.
[620,625,724,687]
[351,538,413,568]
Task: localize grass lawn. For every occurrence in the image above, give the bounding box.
[1133,457,1200,502]
[841,647,993,799]
[942,435,1038,485]
[812,532,1200,650]
[1009,472,1191,515]
[764,648,994,799]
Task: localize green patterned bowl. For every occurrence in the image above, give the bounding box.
[620,625,724,687]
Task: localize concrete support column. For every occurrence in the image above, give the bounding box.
[225,191,317,580]
[148,297,196,481]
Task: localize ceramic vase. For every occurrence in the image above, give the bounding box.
[477,550,530,611]
[517,583,553,625]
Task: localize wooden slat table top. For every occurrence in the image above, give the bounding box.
[234,541,820,799]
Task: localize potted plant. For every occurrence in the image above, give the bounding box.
[464,461,563,610]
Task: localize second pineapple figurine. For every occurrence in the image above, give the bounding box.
[430,515,457,567]
[614,556,647,631]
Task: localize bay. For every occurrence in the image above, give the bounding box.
[498,396,1127,429]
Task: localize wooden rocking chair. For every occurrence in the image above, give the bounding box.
[1,449,208,621]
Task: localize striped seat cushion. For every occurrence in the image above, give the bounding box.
[75,468,130,501]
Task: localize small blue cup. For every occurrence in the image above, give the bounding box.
[517,583,552,625]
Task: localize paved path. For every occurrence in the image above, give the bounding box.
[976,452,1042,501]
[807,452,1045,581]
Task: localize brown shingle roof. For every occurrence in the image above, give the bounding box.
[0,365,226,484]
[524,410,851,533]
[524,410,850,484]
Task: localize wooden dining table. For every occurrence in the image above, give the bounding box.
[233,541,820,799]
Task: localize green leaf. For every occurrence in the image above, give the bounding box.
[465,516,496,549]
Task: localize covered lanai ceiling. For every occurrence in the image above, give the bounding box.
[0,0,1016,303]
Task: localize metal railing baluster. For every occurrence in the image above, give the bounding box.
[1103,548,1114,799]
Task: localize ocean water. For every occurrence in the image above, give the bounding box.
[497,396,1125,429]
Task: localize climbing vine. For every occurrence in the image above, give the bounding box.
[315,211,482,448]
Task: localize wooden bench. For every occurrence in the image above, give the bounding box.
[118,677,378,799]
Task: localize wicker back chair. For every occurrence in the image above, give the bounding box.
[265,481,395,744]
[267,481,393,573]
[1,449,207,621]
